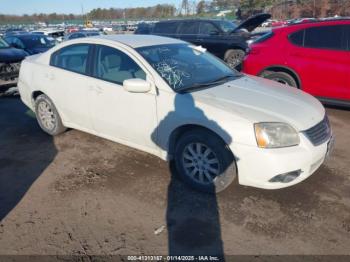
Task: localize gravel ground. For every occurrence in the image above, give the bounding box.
[0,97,349,259]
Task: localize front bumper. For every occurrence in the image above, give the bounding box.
[230,134,333,190]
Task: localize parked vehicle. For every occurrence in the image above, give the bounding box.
[64,30,101,41]
[18,35,333,193]
[4,34,56,55]
[0,38,27,89]
[242,19,350,107]
[31,29,65,43]
[135,14,271,69]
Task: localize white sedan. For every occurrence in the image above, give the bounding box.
[18,35,333,192]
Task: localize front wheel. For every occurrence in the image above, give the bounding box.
[174,129,237,193]
[224,49,245,70]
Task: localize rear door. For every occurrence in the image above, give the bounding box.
[177,21,200,45]
[48,43,94,130]
[287,25,348,100]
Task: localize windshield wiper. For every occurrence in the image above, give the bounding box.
[177,74,237,93]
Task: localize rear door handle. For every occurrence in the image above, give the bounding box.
[45,72,55,80]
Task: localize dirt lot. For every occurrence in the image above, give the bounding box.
[0,96,349,258]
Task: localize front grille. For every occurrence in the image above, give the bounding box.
[0,62,21,79]
[303,115,332,146]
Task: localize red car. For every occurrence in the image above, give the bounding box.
[242,19,350,107]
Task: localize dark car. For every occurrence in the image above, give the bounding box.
[64,30,101,41]
[4,34,56,55]
[135,13,270,69]
[0,38,27,90]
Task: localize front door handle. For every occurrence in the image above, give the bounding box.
[89,85,103,94]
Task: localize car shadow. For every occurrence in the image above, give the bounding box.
[0,97,57,221]
[151,93,233,259]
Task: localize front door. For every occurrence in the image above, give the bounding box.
[87,44,158,151]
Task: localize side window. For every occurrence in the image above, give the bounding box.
[304,25,345,50]
[289,29,304,46]
[50,44,90,74]
[153,22,178,34]
[199,22,219,35]
[93,45,146,85]
[178,22,199,34]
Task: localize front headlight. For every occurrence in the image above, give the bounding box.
[254,122,300,148]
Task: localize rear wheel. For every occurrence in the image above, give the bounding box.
[174,129,237,193]
[263,71,298,88]
[224,49,245,70]
[35,94,66,136]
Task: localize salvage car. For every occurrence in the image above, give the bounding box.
[242,19,350,107]
[0,37,27,90]
[18,35,333,192]
[135,13,271,69]
[4,33,56,55]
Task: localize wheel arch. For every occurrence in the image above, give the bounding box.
[31,90,45,107]
[167,124,233,159]
[259,65,302,89]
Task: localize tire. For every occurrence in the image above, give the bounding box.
[263,71,298,88]
[34,94,66,136]
[224,49,245,70]
[174,129,237,193]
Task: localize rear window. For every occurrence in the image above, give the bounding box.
[153,22,178,34]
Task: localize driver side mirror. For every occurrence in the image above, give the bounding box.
[123,78,151,93]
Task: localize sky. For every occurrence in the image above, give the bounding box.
[0,0,183,15]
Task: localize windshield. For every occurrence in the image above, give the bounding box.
[0,38,10,48]
[20,35,56,48]
[137,44,240,92]
[214,20,237,33]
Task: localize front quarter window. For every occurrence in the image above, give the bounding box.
[137,44,240,92]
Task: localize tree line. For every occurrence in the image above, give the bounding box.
[0,0,349,23]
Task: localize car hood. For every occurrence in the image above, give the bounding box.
[191,75,325,131]
[233,13,272,33]
[0,47,27,63]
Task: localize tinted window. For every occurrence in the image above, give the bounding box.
[50,44,90,74]
[304,25,344,50]
[289,29,304,46]
[153,22,178,34]
[178,22,199,34]
[199,22,220,35]
[19,35,55,48]
[93,45,146,84]
[69,33,85,39]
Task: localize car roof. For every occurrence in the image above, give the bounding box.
[156,19,225,23]
[96,34,185,48]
